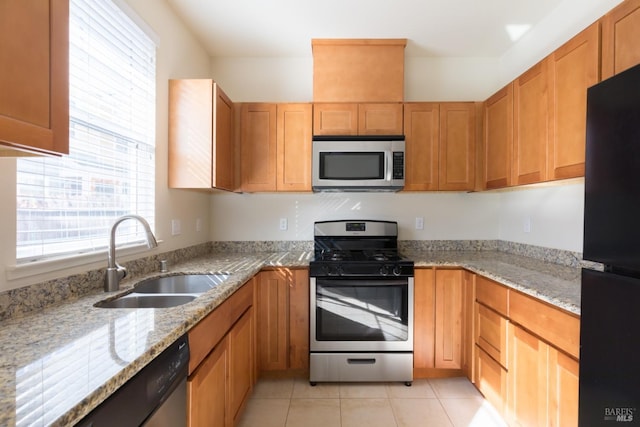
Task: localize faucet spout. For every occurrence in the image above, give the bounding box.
[105,215,158,292]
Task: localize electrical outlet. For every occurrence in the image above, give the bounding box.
[279,218,288,231]
[523,216,531,233]
[171,219,181,236]
[415,217,424,230]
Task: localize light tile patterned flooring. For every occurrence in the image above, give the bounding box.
[237,377,508,427]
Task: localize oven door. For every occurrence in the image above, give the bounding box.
[310,277,414,352]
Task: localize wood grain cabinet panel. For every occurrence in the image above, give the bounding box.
[358,103,403,135]
[476,346,508,415]
[313,103,358,135]
[483,84,513,189]
[435,269,464,369]
[403,103,440,191]
[228,309,254,426]
[240,103,278,192]
[0,0,68,156]
[513,61,549,185]
[476,304,508,368]
[169,80,236,191]
[187,336,228,427]
[548,22,600,180]
[439,103,476,191]
[475,275,509,317]
[548,347,579,427]
[414,268,436,371]
[277,103,312,191]
[602,0,640,79]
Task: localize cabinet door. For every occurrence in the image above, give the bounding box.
[257,270,289,371]
[476,304,508,368]
[413,268,436,374]
[439,103,476,191]
[548,22,600,180]
[462,271,476,380]
[484,84,513,189]
[187,336,228,427]
[358,103,403,135]
[547,348,579,427]
[0,0,68,156]
[241,103,277,191]
[476,346,508,415]
[508,325,548,427]
[313,103,358,135]
[403,103,439,191]
[276,104,312,191]
[514,61,549,185]
[213,84,235,191]
[602,0,640,79]
[288,269,310,371]
[434,269,463,369]
[169,80,214,189]
[228,309,254,426]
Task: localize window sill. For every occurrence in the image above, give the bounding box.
[6,241,164,282]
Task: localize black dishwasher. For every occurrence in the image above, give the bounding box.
[75,334,189,427]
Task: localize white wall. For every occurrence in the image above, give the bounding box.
[0,0,212,292]
[210,192,501,242]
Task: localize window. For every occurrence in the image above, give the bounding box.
[16,0,156,263]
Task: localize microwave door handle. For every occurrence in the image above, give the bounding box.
[385,150,392,181]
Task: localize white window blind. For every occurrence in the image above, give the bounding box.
[16,0,156,263]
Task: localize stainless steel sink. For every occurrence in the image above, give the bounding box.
[95,294,197,309]
[134,274,230,294]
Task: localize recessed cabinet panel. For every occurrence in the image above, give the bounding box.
[277,104,312,191]
[240,103,278,192]
[0,0,68,155]
[514,61,549,185]
[484,84,513,189]
[602,0,640,78]
[439,103,476,191]
[548,22,600,180]
[403,103,439,191]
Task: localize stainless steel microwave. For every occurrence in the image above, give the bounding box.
[312,136,405,192]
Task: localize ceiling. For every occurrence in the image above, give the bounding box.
[165,0,566,58]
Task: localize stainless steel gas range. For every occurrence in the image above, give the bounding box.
[309,220,415,385]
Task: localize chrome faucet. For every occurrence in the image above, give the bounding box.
[104,215,158,292]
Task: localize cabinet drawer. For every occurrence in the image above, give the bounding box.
[509,290,580,359]
[476,303,508,368]
[475,346,507,414]
[476,276,508,316]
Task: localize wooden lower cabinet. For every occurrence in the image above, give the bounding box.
[414,268,465,377]
[257,268,309,374]
[188,335,228,427]
[476,346,508,414]
[187,280,256,427]
[547,347,580,427]
[228,309,254,425]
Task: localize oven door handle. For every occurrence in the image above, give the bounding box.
[347,358,377,365]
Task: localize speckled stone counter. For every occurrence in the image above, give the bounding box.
[0,245,584,426]
[404,250,583,314]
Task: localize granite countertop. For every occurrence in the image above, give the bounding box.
[0,249,581,426]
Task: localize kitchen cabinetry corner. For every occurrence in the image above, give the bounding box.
[169,79,237,191]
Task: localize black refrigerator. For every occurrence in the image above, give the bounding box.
[580,63,640,426]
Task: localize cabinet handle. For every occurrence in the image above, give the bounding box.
[347,358,376,365]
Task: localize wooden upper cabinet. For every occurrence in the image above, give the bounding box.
[602,0,640,79]
[403,103,439,191]
[548,22,600,180]
[313,103,402,136]
[241,103,311,192]
[240,103,277,192]
[358,103,403,135]
[513,60,549,186]
[439,103,476,191]
[483,84,513,190]
[0,0,69,156]
[313,103,358,135]
[169,80,236,191]
[277,104,312,191]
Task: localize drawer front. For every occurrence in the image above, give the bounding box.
[509,290,580,359]
[476,276,509,316]
[476,303,508,368]
[475,346,507,414]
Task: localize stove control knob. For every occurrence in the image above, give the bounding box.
[393,265,402,276]
[379,265,389,276]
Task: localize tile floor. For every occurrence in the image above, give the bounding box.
[237,377,508,427]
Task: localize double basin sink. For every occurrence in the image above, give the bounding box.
[95,273,230,308]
